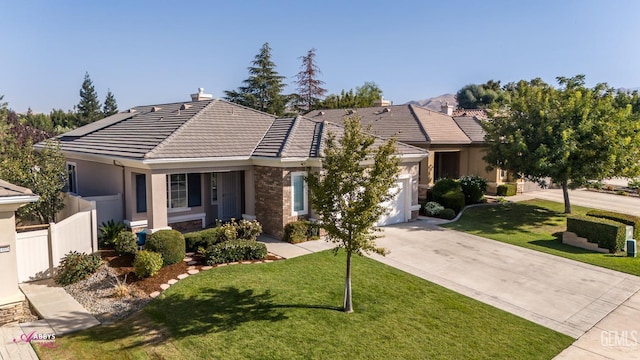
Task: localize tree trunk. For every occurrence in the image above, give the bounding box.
[343,251,353,313]
[561,181,571,214]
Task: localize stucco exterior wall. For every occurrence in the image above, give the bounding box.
[68,158,123,197]
[0,210,23,307]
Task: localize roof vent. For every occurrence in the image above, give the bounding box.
[317,111,325,116]
[151,106,161,112]
[128,108,137,113]
[191,87,213,101]
[382,107,391,113]
[180,104,192,110]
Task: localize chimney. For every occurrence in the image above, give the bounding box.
[190,87,213,101]
[374,96,392,107]
[440,101,453,116]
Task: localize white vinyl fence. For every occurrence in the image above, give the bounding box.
[15,193,98,283]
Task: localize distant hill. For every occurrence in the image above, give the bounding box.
[406,93,457,111]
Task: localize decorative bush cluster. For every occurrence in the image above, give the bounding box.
[133,250,163,278]
[431,178,461,203]
[114,231,138,255]
[422,201,444,217]
[459,175,488,204]
[99,219,125,248]
[440,190,465,214]
[205,240,268,265]
[438,208,456,220]
[283,220,320,244]
[496,183,517,196]
[184,219,264,252]
[55,251,102,285]
[146,229,186,266]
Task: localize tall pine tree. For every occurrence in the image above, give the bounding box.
[224,42,286,115]
[103,89,118,117]
[293,48,327,112]
[77,72,102,126]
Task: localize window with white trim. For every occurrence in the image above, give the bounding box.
[167,174,188,209]
[291,171,308,215]
[66,162,77,193]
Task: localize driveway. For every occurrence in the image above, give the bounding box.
[369,220,640,339]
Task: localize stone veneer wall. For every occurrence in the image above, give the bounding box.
[0,300,32,326]
[254,166,309,239]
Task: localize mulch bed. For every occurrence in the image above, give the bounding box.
[99,249,282,296]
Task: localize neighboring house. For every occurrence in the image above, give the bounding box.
[0,180,38,325]
[306,103,508,197]
[46,90,427,239]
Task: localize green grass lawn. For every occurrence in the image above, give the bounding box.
[443,199,640,276]
[35,250,572,359]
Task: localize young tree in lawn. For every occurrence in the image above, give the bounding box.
[483,75,640,213]
[77,72,102,126]
[224,42,287,115]
[103,89,119,117]
[293,48,327,112]
[306,115,400,313]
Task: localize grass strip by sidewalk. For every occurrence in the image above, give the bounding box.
[443,199,640,276]
[35,250,572,359]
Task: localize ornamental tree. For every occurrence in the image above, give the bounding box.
[483,75,640,213]
[306,115,400,313]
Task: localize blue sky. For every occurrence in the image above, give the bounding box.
[2,0,640,113]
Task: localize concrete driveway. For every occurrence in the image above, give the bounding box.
[370,221,640,339]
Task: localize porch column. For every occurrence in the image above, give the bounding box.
[147,173,169,232]
[244,169,255,216]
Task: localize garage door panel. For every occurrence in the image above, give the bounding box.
[376,180,406,226]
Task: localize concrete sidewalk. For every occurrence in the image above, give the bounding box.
[19,279,100,335]
[509,188,640,216]
[259,235,334,259]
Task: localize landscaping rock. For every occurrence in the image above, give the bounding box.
[187,269,199,275]
[168,279,178,285]
[177,273,189,280]
[160,284,170,290]
[187,261,198,266]
[183,257,193,262]
[149,291,160,298]
[201,266,213,271]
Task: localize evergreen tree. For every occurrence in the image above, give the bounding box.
[77,72,102,126]
[293,48,327,112]
[224,42,286,115]
[103,89,118,117]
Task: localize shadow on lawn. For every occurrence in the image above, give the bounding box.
[447,203,561,235]
[69,286,341,351]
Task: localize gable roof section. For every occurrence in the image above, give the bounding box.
[410,106,471,145]
[0,179,35,197]
[305,105,430,144]
[453,116,486,143]
[452,108,490,120]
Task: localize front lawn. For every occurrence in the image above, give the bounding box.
[444,199,640,276]
[35,250,572,359]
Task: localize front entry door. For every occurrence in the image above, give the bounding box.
[218,172,242,220]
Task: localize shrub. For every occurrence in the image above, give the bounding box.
[99,220,125,248]
[236,219,263,240]
[146,229,186,266]
[216,220,238,242]
[114,231,138,255]
[112,274,130,298]
[567,216,626,253]
[55,251,102,286]
[422,201,444,217]
[628,178,640,190]
[426,188,433,202]
[496,183,517,196]
[184,231,205,253]
[586,210,640,240]
[205,240,268,265]
[459,175,488,204]
[133,250,163,278]
[284,220,309,244]
[440,190,465,214]
[438,208,456,220]
[432,178,461,203]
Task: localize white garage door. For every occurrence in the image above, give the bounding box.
[375,180,406,226]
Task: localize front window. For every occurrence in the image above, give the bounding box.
[291,171,308,215]
[167,174,187,209]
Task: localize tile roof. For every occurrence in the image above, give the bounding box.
[451,109,490,120]
[410,106,471,145]
[305,105,429,144]
[52,99,426,163]
[453,116,486,143]
[0,179,35,197]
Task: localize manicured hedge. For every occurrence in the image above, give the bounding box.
[432,178,461,203]
[184,228,223,252]
[586,210,640,240]
[438,208,456,220]
[496,183,517,196]
[567,216,626,253]
[440,190,465,214]
[205,240,268,265]
[184,220,264,252]
[283,220,320,244]
[146,229,186,266]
